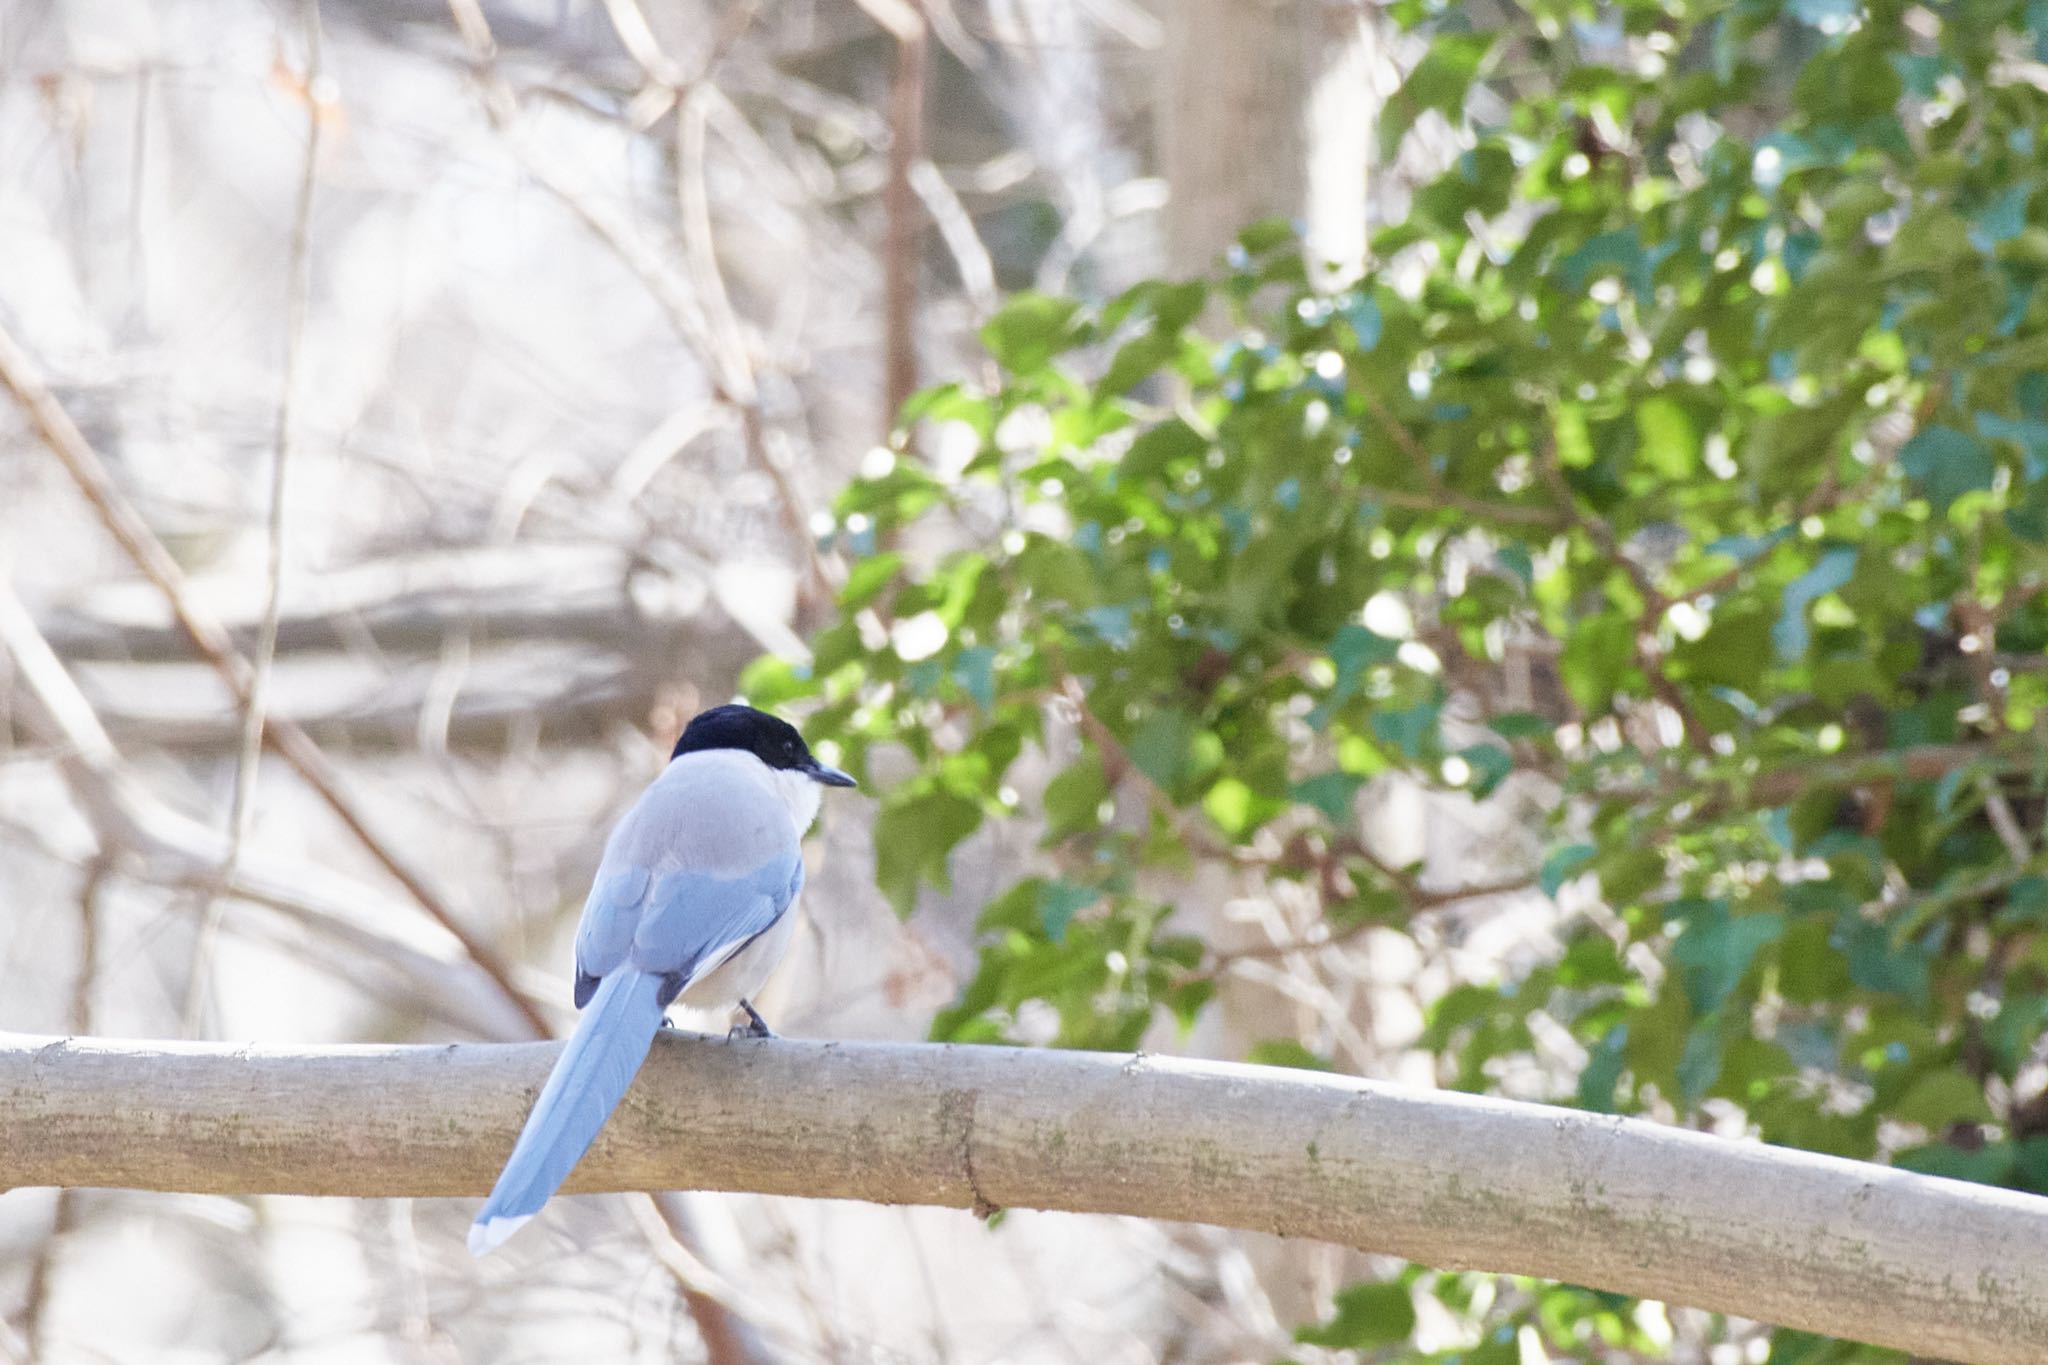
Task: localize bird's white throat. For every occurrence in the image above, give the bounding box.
[770,763,826,834]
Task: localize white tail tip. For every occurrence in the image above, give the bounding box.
[468,1213,532,1257]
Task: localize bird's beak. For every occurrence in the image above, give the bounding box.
[805,762,858,788]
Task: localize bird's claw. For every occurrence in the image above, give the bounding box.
[728,998,777,1040]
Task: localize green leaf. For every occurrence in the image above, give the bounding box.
[1677,1017,1726,1107]
[1893,1069,1995,1130]
[737,654,817,708]
[980,293,1084,374]
[1558,611,1637,712]
[1099,328,1185,399]
[2000,876,2048,929]
[1130,707,1197,791]
[1380,31,1494,155]
[1344,292,1383,351]
[1896,1139,2016,1186]
[1036,881,1098,944]
[2007,479,2048,543]
[1121,418,1207,480]
[953,646,997,710]
[1635,397,1698,478]
[873,789,985,916]
[1900,426,1996,516]
[840,552,904,609]
[1671,907,1784,1014]
[1457,742,1514,799]
[1578,1023,1629,1112]
[896,382,992,434]
[1487,712,1552,741]
[1295,1281,1417,1349]
[1835,919,1930,1002]
[1203,777,1255,836]
[1313,624,1400,726]
[1370,700,1441,760]
[1541,843,1598,897]
[1290,771,1365,823]
[1597,848,1665,907]
[1775,546,1858,661]
[1249,1040,1335,1072]
[1236,219,1297,256]
[1043,755,1109,839]
[1788,0,1859,29]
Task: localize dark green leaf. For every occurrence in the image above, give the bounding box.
[1899,426,1996,516]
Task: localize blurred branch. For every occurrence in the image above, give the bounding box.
[881,2,930,430]
[438,0,829,608]
[1360,396,1564,528]
[59,646,658,754]
[1193,869,1535,981]
[0,584,543,1039]
[1535,436,1713,758]
[0,334,547,1034]
[635,1193,793,1365]
[34,548,767,756]
[5,1033,2048,1364]
[1683,739,2045,815]
[910,159,998,317]
[38,543,719,660]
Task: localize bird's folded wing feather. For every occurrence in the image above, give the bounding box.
[572,763,804,1000]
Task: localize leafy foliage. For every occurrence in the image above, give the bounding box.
[752,0,2048,1356]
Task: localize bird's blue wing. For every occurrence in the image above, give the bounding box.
[633,850,803,995]
[572,865,650,1009]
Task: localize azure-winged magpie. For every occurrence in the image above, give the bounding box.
[469,703,856,1255]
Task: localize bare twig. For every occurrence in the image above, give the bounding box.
[676,94,757,431]
[0,321,550,1038]
[185,0,324,1036]
[13,866,101,1361]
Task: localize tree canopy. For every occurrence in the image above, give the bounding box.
[747,0,2048,1357]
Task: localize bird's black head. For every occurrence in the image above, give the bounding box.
[670,703,857,786]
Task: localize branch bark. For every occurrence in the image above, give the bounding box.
[3,1033,2044,1363]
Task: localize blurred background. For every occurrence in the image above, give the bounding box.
[0,2,1495,1361]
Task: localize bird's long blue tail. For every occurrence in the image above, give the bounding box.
[469,968,666,1255]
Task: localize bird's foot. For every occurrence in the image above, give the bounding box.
[728,998,777,1040]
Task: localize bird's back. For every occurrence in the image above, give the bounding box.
[602,748,800,880]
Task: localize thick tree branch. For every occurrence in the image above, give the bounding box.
[2,1033,2044,1362]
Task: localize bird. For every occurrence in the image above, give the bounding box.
[468,703,856,1255]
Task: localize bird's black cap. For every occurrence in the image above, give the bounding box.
[671,704,857,786]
